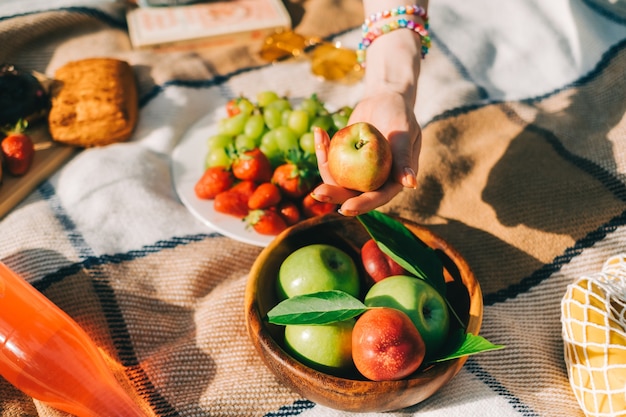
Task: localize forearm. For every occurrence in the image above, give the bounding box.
[361,0,429,108]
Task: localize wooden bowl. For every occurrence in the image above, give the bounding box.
[244,213,482,412]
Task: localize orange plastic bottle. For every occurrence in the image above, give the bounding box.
[0,262,146,417]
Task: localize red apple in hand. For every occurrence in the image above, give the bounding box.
[352,308,425,381]
[327,122,392,192]
[361,239,408,282]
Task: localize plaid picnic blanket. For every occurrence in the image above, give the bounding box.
[1,0,625,416]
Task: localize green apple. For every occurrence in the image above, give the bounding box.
[284,319,355,374]
[327,122,392,192]
[364,275,450,356]
[277,244,360,300]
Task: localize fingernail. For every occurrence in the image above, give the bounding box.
[402,167,417,189]
[311,193,331,203]
[338,208,359,217]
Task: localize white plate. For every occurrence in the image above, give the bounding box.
[171,109,274,247]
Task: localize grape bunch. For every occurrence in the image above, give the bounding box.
[196,91,354,236]
[205,91,352,169]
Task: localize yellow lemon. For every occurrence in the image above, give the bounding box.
[561,254,626,417]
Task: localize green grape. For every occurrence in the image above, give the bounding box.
[243,113,266,141]
[256,91,280,108]
[297,98,318,118]
[273,126,299,153]
[237,97,255,116]
[263,106,283,130]
[281,109,292,127]
[260,130,284,166]
[205,147,232,169]
[317,105,330,117]
[206,134,234,151]
[310,114,333,132]
[299,132,315,154]
[298,94,325,118]
[332,112,349,131]
[287,109,310,136]
[336,106,353,118]
[265,98,292,113]
[235,134,258,152]
[218,112,248,136]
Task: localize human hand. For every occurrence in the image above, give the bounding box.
[312,90,421,216]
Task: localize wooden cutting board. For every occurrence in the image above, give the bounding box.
[0,121,77,219]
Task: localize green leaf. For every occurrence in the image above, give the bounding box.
[357,211,447,298]
[267,290,368,325]
[431,333,505,363]
[357,211,467,329]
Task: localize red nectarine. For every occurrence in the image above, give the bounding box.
[352,308,425,381]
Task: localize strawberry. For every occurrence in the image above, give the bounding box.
[225,96,254,118]
[301,193,338,218]
[1,120,34,176]
[225,98,242,117]
[248,182,282,210]
[214,190,248,218]
[232,148,272,183]
[271,149,318,199]
[246,209,288,236]
[194,166,234,200]
[276,200,301,225]
[214,180,257,218]
[230,180,257,200]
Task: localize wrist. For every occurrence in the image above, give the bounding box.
[363,29,422,106]
[360,1,429,106]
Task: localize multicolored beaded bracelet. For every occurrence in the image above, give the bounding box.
[357,17,431,66]
[362,4,429,30]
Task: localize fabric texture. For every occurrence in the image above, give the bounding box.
[1,0,625,416]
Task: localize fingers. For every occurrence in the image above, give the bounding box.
[311,183,360,204]
[312,181,403,217]
[314,127,336,186]
[338,181,404,216]
[388,128,421,189]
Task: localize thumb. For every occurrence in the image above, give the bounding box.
[388,129,419,189]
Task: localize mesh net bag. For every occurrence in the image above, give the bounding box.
[561,254,626,417]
